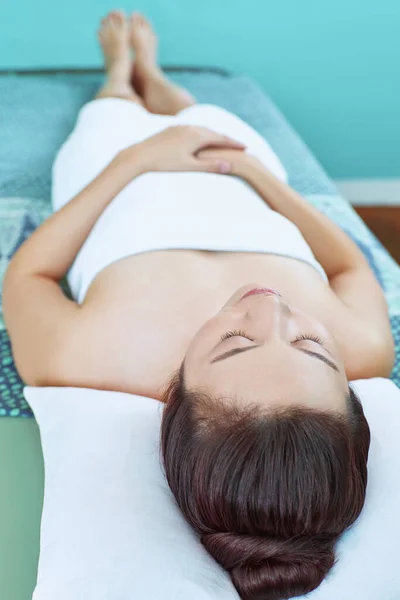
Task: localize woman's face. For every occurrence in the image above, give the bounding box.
[184,284,349,412]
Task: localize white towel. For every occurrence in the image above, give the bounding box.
[52,100,326,304]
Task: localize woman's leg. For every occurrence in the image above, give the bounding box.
[96,11,143,104]
[130,13,196,115]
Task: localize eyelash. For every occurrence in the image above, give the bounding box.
[220,330,255,342]
[220,331,324,346]
[293,333,324,346]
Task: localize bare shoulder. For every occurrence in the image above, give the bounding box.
[47,302,150,395]
[47,305,113,389]
[325,268,395,380]
[14,299,106,389]
[3,269,104,388]
[337,312,394,380]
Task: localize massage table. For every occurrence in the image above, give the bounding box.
[0,68,399,599]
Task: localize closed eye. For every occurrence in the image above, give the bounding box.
[220,329,255,342]
[292,333,324,347]
[211,332,339,371]
[291,333,338,371]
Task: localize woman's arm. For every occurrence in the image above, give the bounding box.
[197,148,394,376]
[237,153,371,279]
[3,153,142,385]
[3,126,245,385]
[9,155,140,282]
[198,148,372,278]
[235,155,394,374]
[6,126,243,282]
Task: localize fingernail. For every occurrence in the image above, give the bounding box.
[219,161,231,174]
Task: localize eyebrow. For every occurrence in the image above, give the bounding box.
[210,345,339,372]
[210,345,260,364]
[295,348,339,372]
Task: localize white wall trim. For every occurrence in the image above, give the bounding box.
[335,179,400,206]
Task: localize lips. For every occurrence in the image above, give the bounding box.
[241,287,281,301]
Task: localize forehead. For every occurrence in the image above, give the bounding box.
[188,345,346,412]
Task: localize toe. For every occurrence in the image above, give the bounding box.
[110,10,124,25]
[130,12,143,42]
[103,14,112,29]
[129,14,136,40]
[131,12,141,26]
[134,12,145,26]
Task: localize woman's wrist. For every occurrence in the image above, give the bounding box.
[235,154,272,181]
[116,145,150,179]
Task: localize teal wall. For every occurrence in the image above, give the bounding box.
[2,0,399,179]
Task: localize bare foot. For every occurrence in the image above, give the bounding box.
[129,13,160,96]
[129,12,195,115]
[97,11,140,101]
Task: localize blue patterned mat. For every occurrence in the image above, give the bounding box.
[0,71,399,417]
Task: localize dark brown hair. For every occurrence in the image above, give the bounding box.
[161,368,370,600]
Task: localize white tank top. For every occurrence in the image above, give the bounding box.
[67,169,327,304]
[52,100,327,304]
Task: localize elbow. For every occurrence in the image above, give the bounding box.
[374,329,396,379]
[17,363,66,389]
[11,343,68,389]
[12,354,49,388]
[4,254,28,284]
[379,336,396,379]
[21,373,46,388]
[350,333,396,380]
[19,351,71,388]
[2,264,33,329]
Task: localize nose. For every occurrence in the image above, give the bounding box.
[245,295,292,340]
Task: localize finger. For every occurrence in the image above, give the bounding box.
[200,141,246,151]
[220,135,247,149]
[197,128,246,150]
[193,157,232,174]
